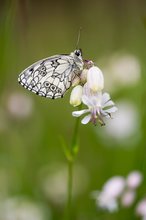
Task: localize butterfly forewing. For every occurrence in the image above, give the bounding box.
[18,51,83,99]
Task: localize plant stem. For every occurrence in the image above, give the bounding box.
[66,110,81,220]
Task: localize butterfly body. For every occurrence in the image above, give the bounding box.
[18,49,83,99]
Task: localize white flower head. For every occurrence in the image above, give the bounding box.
[92,176,125,213]
[91,176,125,213]
[92,171,143,215]
[87,66,104,92]
[72,83,117,125]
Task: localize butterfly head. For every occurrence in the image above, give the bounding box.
[74,49,82,60]
[74,49,82,56]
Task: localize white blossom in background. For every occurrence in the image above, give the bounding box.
[91,176,125,212]
[104,101,139,140]
[0,197,49,220]
[126,171,143,189]
[71,62,117,126]
[102,176,125,198]
[7,92,33,118]
[95,191,118,212]
[92,171,143,212]
[121,190,136,207]
[136,198,146,219]
[99,53,141,92]
[39,163,89,206]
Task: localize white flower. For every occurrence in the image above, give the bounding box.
[92,176,125,212]
[72,84,117,125]
[100,53,141,92]
[103,176,125,198]
[70,85,83,107]
[7,92,33,119]
[39,163,89,205]
[87,66,104,92]
[126,171,143,189]
[136,198,146,217]
[97,191,118,212]
[104,101,139,140]
[121,190,136,207]
[0,197,48,220]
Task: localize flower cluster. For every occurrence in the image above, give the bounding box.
[70,60,117,125]
[91,171,143,212]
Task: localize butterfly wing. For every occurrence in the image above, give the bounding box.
[18,54,81,99]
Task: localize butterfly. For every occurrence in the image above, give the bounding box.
[18,49,84,99]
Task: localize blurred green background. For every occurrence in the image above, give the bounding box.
[0,0,146,219]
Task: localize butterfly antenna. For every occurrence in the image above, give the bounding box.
[76,27,82,49]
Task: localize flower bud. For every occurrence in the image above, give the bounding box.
[87,66,104,92]
[70,85,83,107]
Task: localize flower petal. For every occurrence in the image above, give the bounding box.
[104,100,115,108]
[106,106,118,113]
[102,93,110,104]
[72,109,89,117]
[82,95,93,107]
[81,114,91,124]
[105,106,118,114]
[100,109,110,118]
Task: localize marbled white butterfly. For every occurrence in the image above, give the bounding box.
[18,49,83,99]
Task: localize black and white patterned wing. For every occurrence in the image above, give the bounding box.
[18,55,80,99]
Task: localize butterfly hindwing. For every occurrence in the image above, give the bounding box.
[18,50,83,99]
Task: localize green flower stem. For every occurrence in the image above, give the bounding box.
[66,105,82,220]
